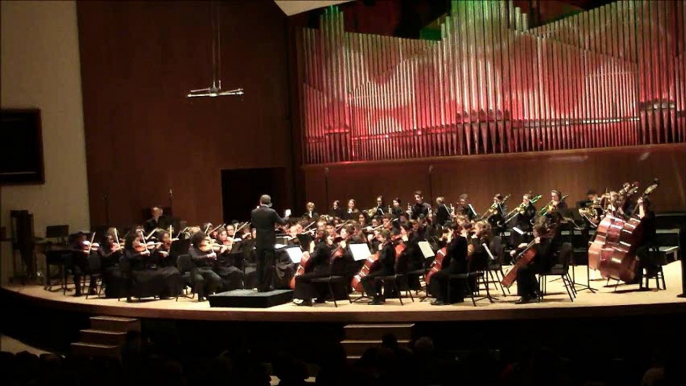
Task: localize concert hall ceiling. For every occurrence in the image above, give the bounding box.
[296,0,686,164]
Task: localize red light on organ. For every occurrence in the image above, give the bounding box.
[297,1,686,164]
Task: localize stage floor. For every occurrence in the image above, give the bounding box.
[3,264,685,323]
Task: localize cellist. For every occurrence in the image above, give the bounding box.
[509,223,558,304]
[429,221,469,305]
[361,229,396,305]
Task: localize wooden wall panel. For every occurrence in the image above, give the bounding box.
[77,1,293,227]
[302,144,686,214]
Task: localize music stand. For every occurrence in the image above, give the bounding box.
[282,246,304,264]
[46,225,69,244]
[417,241,435,260]
[296,233,313,248]
[349,242,372,262]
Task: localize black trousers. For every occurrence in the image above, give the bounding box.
[256,247,276,292]
[72,264,96,295]
[516,265,539,298]
[192,267,222,297]
[361,270,390,300]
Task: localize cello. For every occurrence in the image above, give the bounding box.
[425,247,446,285]
[597,179,659,283]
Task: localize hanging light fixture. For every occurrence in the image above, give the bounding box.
[187,1,243,98]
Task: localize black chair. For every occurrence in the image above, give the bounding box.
[308,257,352,307]
[373,251,414,305]
[61,251,84,295]
[639,245,667,290]
[539,242,575,302]
[447,249,493,306]
[85,253,103,299]
[117,254,159,302]
[484,236,509,296]
[176,254,195,300]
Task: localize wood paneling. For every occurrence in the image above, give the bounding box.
[77,1,293,227]
[303,144,686,214]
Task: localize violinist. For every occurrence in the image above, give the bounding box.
[429,221,468,305]
[400,223,423,290]
[391,198,404,218]
[122,233,168,301]
[344,199,360,220]
[361,230,396,305]
[226,223,240,241]
[150,230,183,297]
[70,232,99,297]
[188,231,222,301]
[302,202,319,220]
[455,194,478,221]
[357,213,368,228]
[510,223,557,304]
[434,197,451,227]
[411,191,431,220]
[212,228,244,291]
[98,229,126,298]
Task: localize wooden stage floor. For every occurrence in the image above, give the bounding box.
[3,264,685,323]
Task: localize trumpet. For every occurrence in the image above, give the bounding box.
[539,195,568,216]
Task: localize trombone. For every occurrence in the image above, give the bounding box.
[477,194,511,221]
[503,194,542,224]
[539,195,568,217]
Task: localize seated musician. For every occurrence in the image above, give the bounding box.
[391,198,404,218]
[429,222,468,305]
[577,189,598,209]
[293,226,351,306]
[150,230,184,297]
[70,232,99,297]
[98,230,125,298]
[330,200,344,219]
[455,194,477,221]
[212,227,244,290]
[144,206,170,234]
[373,196,387,217]
[435,197,451,227]
[361,230,396,305]
[548,190,568,216]
[511,193,536,248]
[401,223,426,290]
[510,223,558,304]
[344,199,360,220]
[122,233,169,300]
[411,191,431,220]
[226,223,241,241]
[302,202,319,220]
[487,193,508,235]
[188,231,222,301]
[357,212,369,228]
[635,196,658,279]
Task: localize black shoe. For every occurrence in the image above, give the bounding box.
[297,300,313,307]
[515,297,532,304]
[74,292,83,297]
[368,298,383,305]
[431,299,445,306]
[314,297,326,303]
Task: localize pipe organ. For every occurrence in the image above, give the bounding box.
[297,0,686,164]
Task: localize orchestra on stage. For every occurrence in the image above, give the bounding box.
[58,179,661,306]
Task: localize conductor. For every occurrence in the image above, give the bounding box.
[251,194,290,292]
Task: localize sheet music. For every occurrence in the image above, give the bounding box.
[349,243,372,261]
[417,241,435,259]
[284,247,304,264]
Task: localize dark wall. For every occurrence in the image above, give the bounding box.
[77,0,294,227]
[303,144,686,215]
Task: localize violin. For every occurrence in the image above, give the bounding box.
[80,233,99,253]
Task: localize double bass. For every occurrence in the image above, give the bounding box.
[589,179,659,282]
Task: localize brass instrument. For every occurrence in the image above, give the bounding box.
[477,194,511,221]
[503,194,542,224]
[539,195,568,216]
